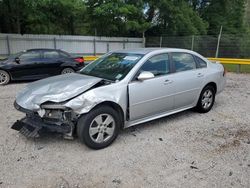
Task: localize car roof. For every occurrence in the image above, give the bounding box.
[26,48,61,52]
[113,48,198,55]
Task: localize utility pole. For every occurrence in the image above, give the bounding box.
[215,26,223,58]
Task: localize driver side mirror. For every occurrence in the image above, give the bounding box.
[14,57,20,64]
[137,71,155,81]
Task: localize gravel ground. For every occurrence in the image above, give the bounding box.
[0,73,250,188]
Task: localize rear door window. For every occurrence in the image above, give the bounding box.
[43,51,60,59]
[172,52,196,72]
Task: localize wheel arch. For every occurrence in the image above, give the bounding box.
[91,101,125,129]
[204,82,217,94]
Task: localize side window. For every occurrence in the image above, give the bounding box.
[43,51,60,59]
[172,53,196,72]
[19,51,40,60]
[195,56,207,68]
[139,53,170,76]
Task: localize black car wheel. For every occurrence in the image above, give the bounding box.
[0,70,10,85]
[196,85,215,113]
[61,67,75,74]
[77,105,120,149]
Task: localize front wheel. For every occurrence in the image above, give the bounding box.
[77,106,120,149]
[195,85,215,113]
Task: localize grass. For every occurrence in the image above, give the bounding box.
[223,64,250,73]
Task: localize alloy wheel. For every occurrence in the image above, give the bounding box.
[89,114,115,143]
[201,89,213,109]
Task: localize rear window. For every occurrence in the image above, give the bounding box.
[195,56,207,68]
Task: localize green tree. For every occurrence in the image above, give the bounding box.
[202,0,246,35]
[0,0,30,33]
[144,0,208,36]
[37,0,86,35]
[85,0,150,36]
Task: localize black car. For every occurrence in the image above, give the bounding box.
[0,49,85,85]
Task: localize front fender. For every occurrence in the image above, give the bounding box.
[63,83,128,116]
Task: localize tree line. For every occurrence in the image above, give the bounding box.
[0,0,249,37]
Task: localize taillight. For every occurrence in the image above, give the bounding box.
[74,57,84,64]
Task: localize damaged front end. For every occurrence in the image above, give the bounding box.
[11,73,126,140]
[11,73,105,138]
[12,101,78,139]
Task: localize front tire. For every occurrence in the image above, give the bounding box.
[196,85,215,113]
[77,106,120,149]
[0,70,10,85]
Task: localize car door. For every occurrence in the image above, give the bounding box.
[170,52,205,109]
[10,50,43,80]
[40,50,62,76]
[128,53,175,121]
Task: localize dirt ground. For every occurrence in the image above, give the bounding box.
[0,73,249,188]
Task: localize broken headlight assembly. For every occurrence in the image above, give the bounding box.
[39,102,74,121]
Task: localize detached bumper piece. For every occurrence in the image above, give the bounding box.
[12,119,40,138]
[11,116,72,138]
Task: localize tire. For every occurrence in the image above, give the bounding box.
[61,67,75,74]
[0,70,10,85]
[195,85,215,113]
[77,105,120,149]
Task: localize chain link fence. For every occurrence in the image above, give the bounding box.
[146,34,250,58]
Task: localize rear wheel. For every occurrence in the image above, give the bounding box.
[0,70,10,85]
[196,85,215,113]
[61,67,75,74]
[77,106,120,149]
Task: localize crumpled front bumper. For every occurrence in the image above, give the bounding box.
[11,116,72,138]
[12,101,73,138]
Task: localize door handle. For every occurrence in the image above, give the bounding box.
[197,73,204,77]
[164,79,173,85]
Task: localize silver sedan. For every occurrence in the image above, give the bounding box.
[12,48,226,149]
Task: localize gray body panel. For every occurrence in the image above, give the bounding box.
[15,48,226,128]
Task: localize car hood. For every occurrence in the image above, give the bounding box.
[16,73,102,111]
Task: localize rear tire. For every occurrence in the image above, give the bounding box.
[0,70,10,85]
[77,106,120,149]
[195,85,215,113]
[61,67,75,74]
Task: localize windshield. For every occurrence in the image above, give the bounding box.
[80,53,144,81]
